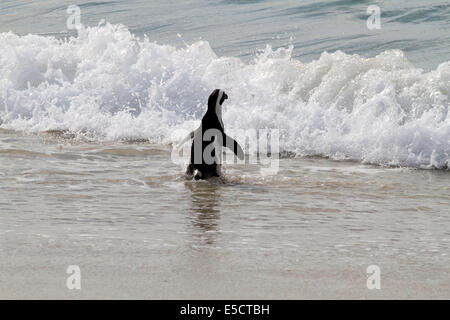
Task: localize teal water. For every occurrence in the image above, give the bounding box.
[1,0,449,70]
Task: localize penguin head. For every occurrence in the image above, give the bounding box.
[207,89,227,128]
[208,89,228,112]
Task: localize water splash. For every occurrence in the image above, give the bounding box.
[0,23,448,168]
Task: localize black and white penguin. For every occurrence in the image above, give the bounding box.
[181,89,244,180]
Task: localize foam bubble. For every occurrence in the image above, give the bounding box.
[0,23,448,169]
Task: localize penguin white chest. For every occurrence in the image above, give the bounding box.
[215,90,224,129]
[215,104,224,129]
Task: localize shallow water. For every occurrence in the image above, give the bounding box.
[0,130,449,298]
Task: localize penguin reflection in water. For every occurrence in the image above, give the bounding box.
[180,89,244,180]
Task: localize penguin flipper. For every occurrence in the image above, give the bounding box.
[224,134,244,160]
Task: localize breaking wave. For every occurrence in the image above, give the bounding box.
[0,23,448,168]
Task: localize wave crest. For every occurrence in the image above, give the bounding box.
[0,23,448,168]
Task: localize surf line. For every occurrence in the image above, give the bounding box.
[179,304,214,317]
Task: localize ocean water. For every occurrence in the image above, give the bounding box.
[1,0,449,168]
[0,0,449,298]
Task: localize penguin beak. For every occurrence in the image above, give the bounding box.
[219,92,228,105]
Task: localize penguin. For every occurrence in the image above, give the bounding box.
[180,89,244,180]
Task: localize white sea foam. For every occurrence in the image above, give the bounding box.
[0,23,448,168]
